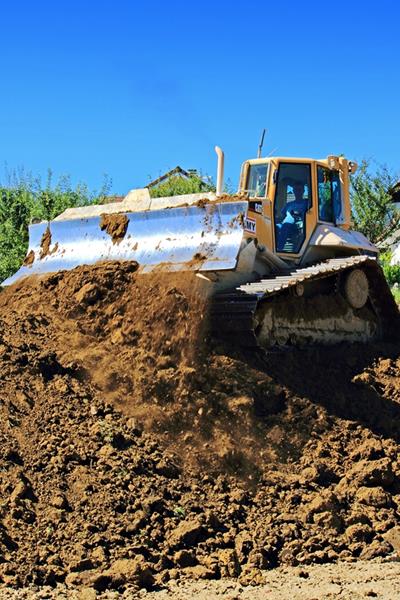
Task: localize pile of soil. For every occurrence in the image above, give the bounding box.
[0,261,399,593]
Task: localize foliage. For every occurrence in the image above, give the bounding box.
[392,285,400,305]
[350,159,400,245]
[384,265,400,287]
[0,189,32,283]
[149,173,215,198]
[0,169,111,283]
[379,251,400,287]
[379,250,400,304]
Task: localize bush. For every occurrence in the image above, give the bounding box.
[0,170,111,283]
[392,286,400,305]
[379,251,400,306]
[149,173,215,198]
[351,159,399,245]
[382,263,400,287]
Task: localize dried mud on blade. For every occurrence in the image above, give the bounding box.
[2,201,247,286]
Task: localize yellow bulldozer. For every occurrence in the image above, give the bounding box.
[3,147,399,348]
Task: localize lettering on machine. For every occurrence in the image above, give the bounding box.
[245,217,256,234]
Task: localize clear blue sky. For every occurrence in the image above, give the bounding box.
[0,0,399,194]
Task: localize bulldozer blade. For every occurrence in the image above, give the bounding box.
[2,201,247,286]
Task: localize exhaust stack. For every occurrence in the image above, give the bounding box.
[215,146,224,197]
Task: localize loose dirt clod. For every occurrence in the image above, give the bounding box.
[39,227,52,259]
[100,214,129,244]
[23,250,35,266]
[195,198,208,208]
[0,261,399,591]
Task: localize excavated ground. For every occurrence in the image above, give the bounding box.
[0,261,399,595]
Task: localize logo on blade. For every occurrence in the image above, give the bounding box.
[244,217,256,234]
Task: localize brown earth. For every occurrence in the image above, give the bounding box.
[39,227,52,259]
[0,261,399,594]
[99,214,129,244]
[38,227,59,259]
[1,559,400,599]
[23,250,35,267]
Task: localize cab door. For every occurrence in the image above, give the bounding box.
[273,162,312,254]
[317,165,342,224]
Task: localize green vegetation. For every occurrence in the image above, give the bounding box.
[350,159,399,245]
[379,251,400,304]
[0,169,110,282]
[392,286,400,305]
[148,172,215,198]
[350,160,400,304]
[382,262,400,287]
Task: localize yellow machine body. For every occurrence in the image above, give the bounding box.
[237,155,368,262]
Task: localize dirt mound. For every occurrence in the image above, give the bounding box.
[0,262,399,593]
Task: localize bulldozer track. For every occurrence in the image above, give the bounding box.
[211,255,400,348]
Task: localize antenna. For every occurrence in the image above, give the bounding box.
[257,128,266,158]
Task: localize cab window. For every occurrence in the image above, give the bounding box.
[246,164,268,198]
[332,171,342,222]
[274,163,311,253]
[317,167,342,223]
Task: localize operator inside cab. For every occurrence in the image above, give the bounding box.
[275,172,310,253]
[276,181,308,246]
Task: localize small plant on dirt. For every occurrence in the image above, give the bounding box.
[98,419,118,444]
[173,506,186,518]
[116,468,130,479]
[45,525,55,537]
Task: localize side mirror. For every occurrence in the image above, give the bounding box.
[348,161,358,174]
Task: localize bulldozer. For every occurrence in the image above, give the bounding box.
[3,147,399,349]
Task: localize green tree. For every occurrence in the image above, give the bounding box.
[149,173,215,198]
[350,159,400,245]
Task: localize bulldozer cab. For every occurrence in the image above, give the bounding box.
[239,155,354,259]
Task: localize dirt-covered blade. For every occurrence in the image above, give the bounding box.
[2,201,247,286]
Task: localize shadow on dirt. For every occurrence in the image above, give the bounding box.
[261,341,400,443]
